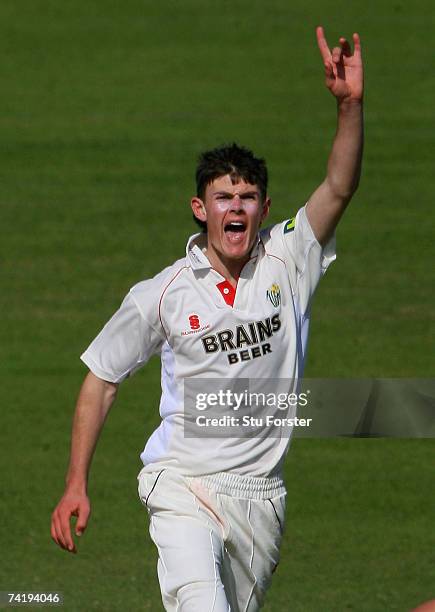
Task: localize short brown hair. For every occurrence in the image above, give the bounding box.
[193,143,268,231]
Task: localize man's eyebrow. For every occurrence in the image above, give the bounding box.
[213,190,260,197]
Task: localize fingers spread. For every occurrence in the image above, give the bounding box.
[317,27,361,62]
[339,37,352,57]
[324,61,334,78]
[353,32,362,57]
[331,46,343,64]
[316,25,331,61]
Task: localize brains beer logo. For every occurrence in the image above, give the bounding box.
[266,283,281,307]
[201,314,281,364]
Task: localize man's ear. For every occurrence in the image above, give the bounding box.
[191,197,207,223]
[260,197,271,225]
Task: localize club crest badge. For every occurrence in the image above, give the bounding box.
[266,283,281,307]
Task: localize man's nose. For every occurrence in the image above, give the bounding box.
[230,195,244,211]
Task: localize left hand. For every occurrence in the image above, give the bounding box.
[316,26,363,103]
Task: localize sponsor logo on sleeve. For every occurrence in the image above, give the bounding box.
[283,217,295,234]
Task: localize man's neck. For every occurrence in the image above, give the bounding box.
[205,247,249,288]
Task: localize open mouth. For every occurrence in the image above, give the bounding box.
[224,221,247,244]
[224,221,246,234]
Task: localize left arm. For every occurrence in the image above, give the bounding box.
[306,26,364,246]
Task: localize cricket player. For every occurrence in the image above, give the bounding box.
[51,26,364,611]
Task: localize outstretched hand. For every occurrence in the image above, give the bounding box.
[316,26,363,103]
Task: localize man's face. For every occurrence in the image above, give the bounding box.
[191,174,270,264]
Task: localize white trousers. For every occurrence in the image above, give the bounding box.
[138,469,286,612]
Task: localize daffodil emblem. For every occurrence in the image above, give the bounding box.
[266,283,281,307]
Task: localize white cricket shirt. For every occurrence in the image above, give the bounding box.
[81,205,336,477]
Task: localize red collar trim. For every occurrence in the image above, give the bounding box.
[216,280,237,307]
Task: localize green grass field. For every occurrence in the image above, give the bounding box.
[1,1,434,610]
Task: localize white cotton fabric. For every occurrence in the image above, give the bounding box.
[81,205,336,478]
[138,468,287,611]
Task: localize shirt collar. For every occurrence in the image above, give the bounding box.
[186,232,211,270]
[186,232,263,271]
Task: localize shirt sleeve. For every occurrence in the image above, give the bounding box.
[80,286,165,384]
[267,204,336,316]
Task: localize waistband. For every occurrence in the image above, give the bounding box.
[191,471,286,500]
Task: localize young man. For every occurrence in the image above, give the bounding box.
[51,26,363,611]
